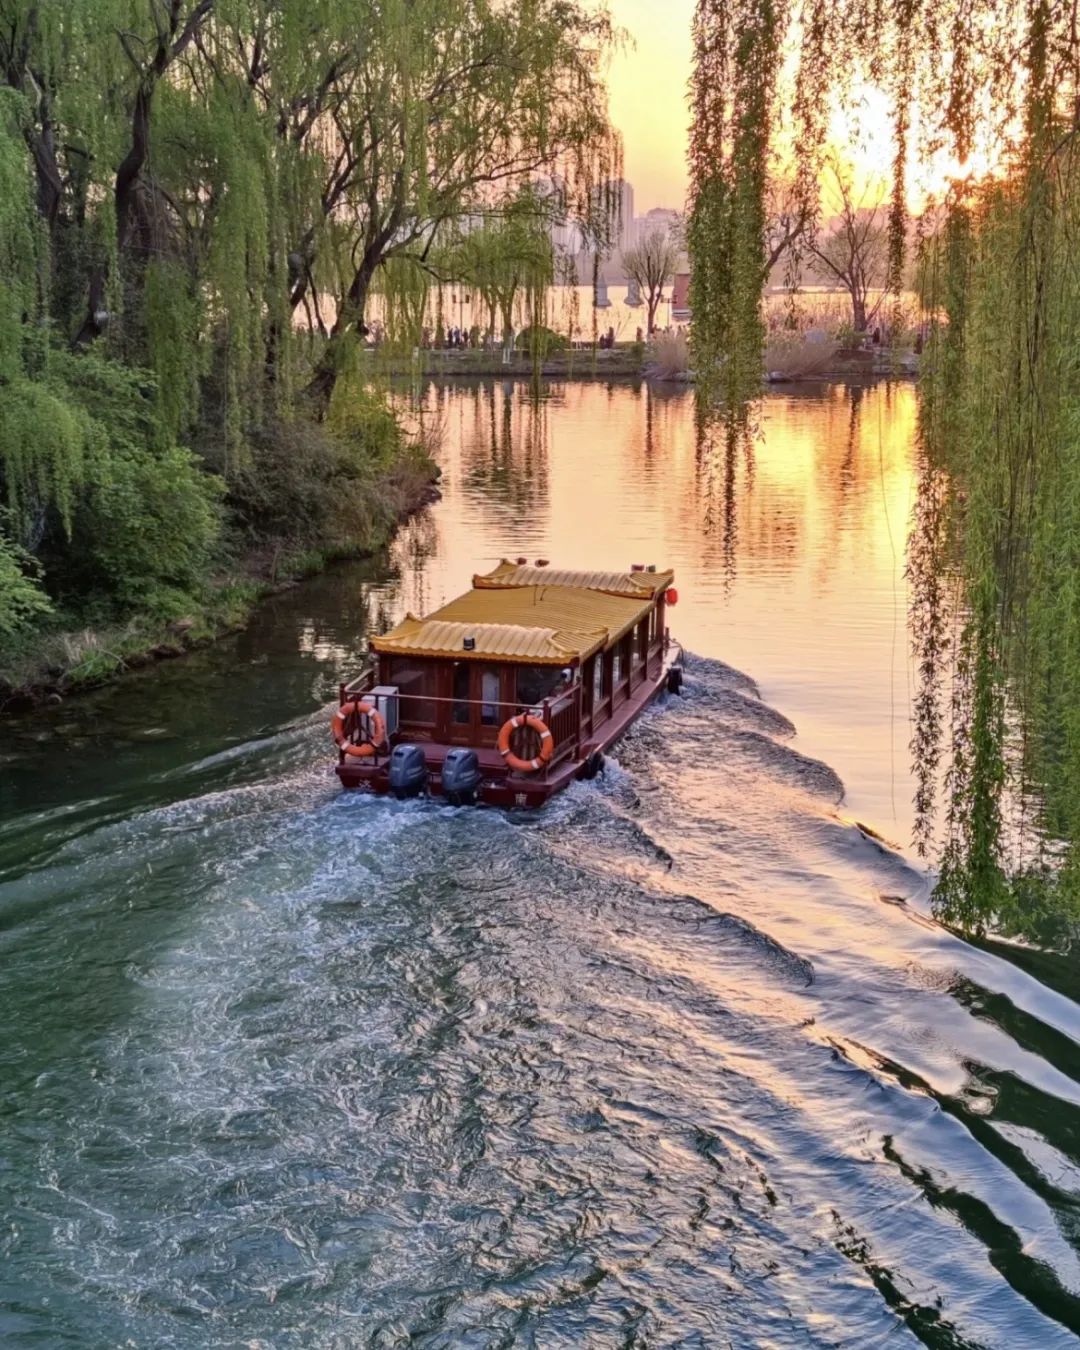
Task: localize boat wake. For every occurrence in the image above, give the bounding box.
[1,653,1079,1347]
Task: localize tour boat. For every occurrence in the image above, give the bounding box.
[333,560,683,808]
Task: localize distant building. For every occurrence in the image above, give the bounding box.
[671,272,691,321]
[629,207,681,251]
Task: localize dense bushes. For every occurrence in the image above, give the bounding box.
[0,342,223,630]
[0,532,51,638]
[231,416,394,556]
[0,0,608,688]
[514,325,569,353]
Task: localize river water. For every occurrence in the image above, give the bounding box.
[1,379,1078,1348]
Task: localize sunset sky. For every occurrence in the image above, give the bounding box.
[604,1,948,214]
[605,0,697,212]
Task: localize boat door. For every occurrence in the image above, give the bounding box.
[447,661,505,745]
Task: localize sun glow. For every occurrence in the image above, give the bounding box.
[605,1,1007,213]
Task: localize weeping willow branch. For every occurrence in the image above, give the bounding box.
[688,0,1080,939]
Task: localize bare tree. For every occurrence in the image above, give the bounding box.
[806,159,889,333]
[623,229,680,333]
[763,177,812,285]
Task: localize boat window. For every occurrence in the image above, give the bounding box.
[619,635,632,684]
[635,619,648,666]
[612,647,621,689]
[480,669,501,725]
[593,654,605,706]
[516,665,562,707]
[452,662,470,723]
[388,658,437,724]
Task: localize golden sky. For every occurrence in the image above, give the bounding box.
[604,1,969,213]
[605,0,696,212]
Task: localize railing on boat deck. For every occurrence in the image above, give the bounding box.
[342,667,377,698]
[540,686,582,767]
[338,681,585,771]
[342,637,673,761]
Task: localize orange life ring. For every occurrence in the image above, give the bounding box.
[332,700,387,758]
[497,713,554,774]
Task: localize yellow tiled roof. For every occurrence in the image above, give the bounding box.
[475,560,673,598]
[370,617,596,664]
[371,565,672,663]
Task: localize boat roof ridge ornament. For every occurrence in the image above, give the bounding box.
[473,560,672,598]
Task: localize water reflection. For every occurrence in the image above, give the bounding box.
[4,379,1080,1347]
[386,376,918,842]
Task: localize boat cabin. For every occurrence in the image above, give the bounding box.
[334,560,680,807]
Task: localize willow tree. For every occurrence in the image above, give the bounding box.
[450,196,556,353]
[0,0,621,642]
[689,0,1080,940]
[296,0,620,399]
[688,0,779,415]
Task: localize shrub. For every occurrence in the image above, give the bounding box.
[326,380,405,466]
[514,324,568,353]
[644,329,690,379]
[763,331,840,378]
[4,350,226,617]
[70,445,224,614]
[0,528,52,637]
[229,416,390,554]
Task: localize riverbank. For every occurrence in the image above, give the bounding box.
[367,343,920,382]
[0,450,440,716]
[366,345,646,379]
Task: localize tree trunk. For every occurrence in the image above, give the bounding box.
[647,290,659,334]
[305,255,377,406]
[852,292,867,334]
[71,1,213,348]
[26,113,63,229]
[73,79,154,347]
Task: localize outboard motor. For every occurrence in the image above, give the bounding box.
[441,747,482,806]
[388,743,428,799]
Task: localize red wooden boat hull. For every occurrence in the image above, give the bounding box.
[335,649,679,808]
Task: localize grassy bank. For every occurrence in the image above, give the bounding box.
[1,419,439,715]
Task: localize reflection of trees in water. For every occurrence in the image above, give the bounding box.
[388,509,440,619]
[696,420,747,587]
[235,561,383,679]
[455,380,551,517]
[686,382,918,608]
[907,445,958,862]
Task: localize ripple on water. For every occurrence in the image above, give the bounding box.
[0,656,1079,1347]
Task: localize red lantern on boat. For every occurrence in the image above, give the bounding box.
[666,587,679,606]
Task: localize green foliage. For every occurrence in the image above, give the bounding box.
[515,326,568,353]
[913,147,1080,942]
[229,388,409,555]
[441,195,556,352]
[0,88,37,382]
[0,0,610,701]
[0,526,51,637]
[688,0,778,436]
[70,443,223,614]
[688,0,1080,941]
[0,378,88,534]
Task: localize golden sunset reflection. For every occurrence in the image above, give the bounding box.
[383,378,920,843]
